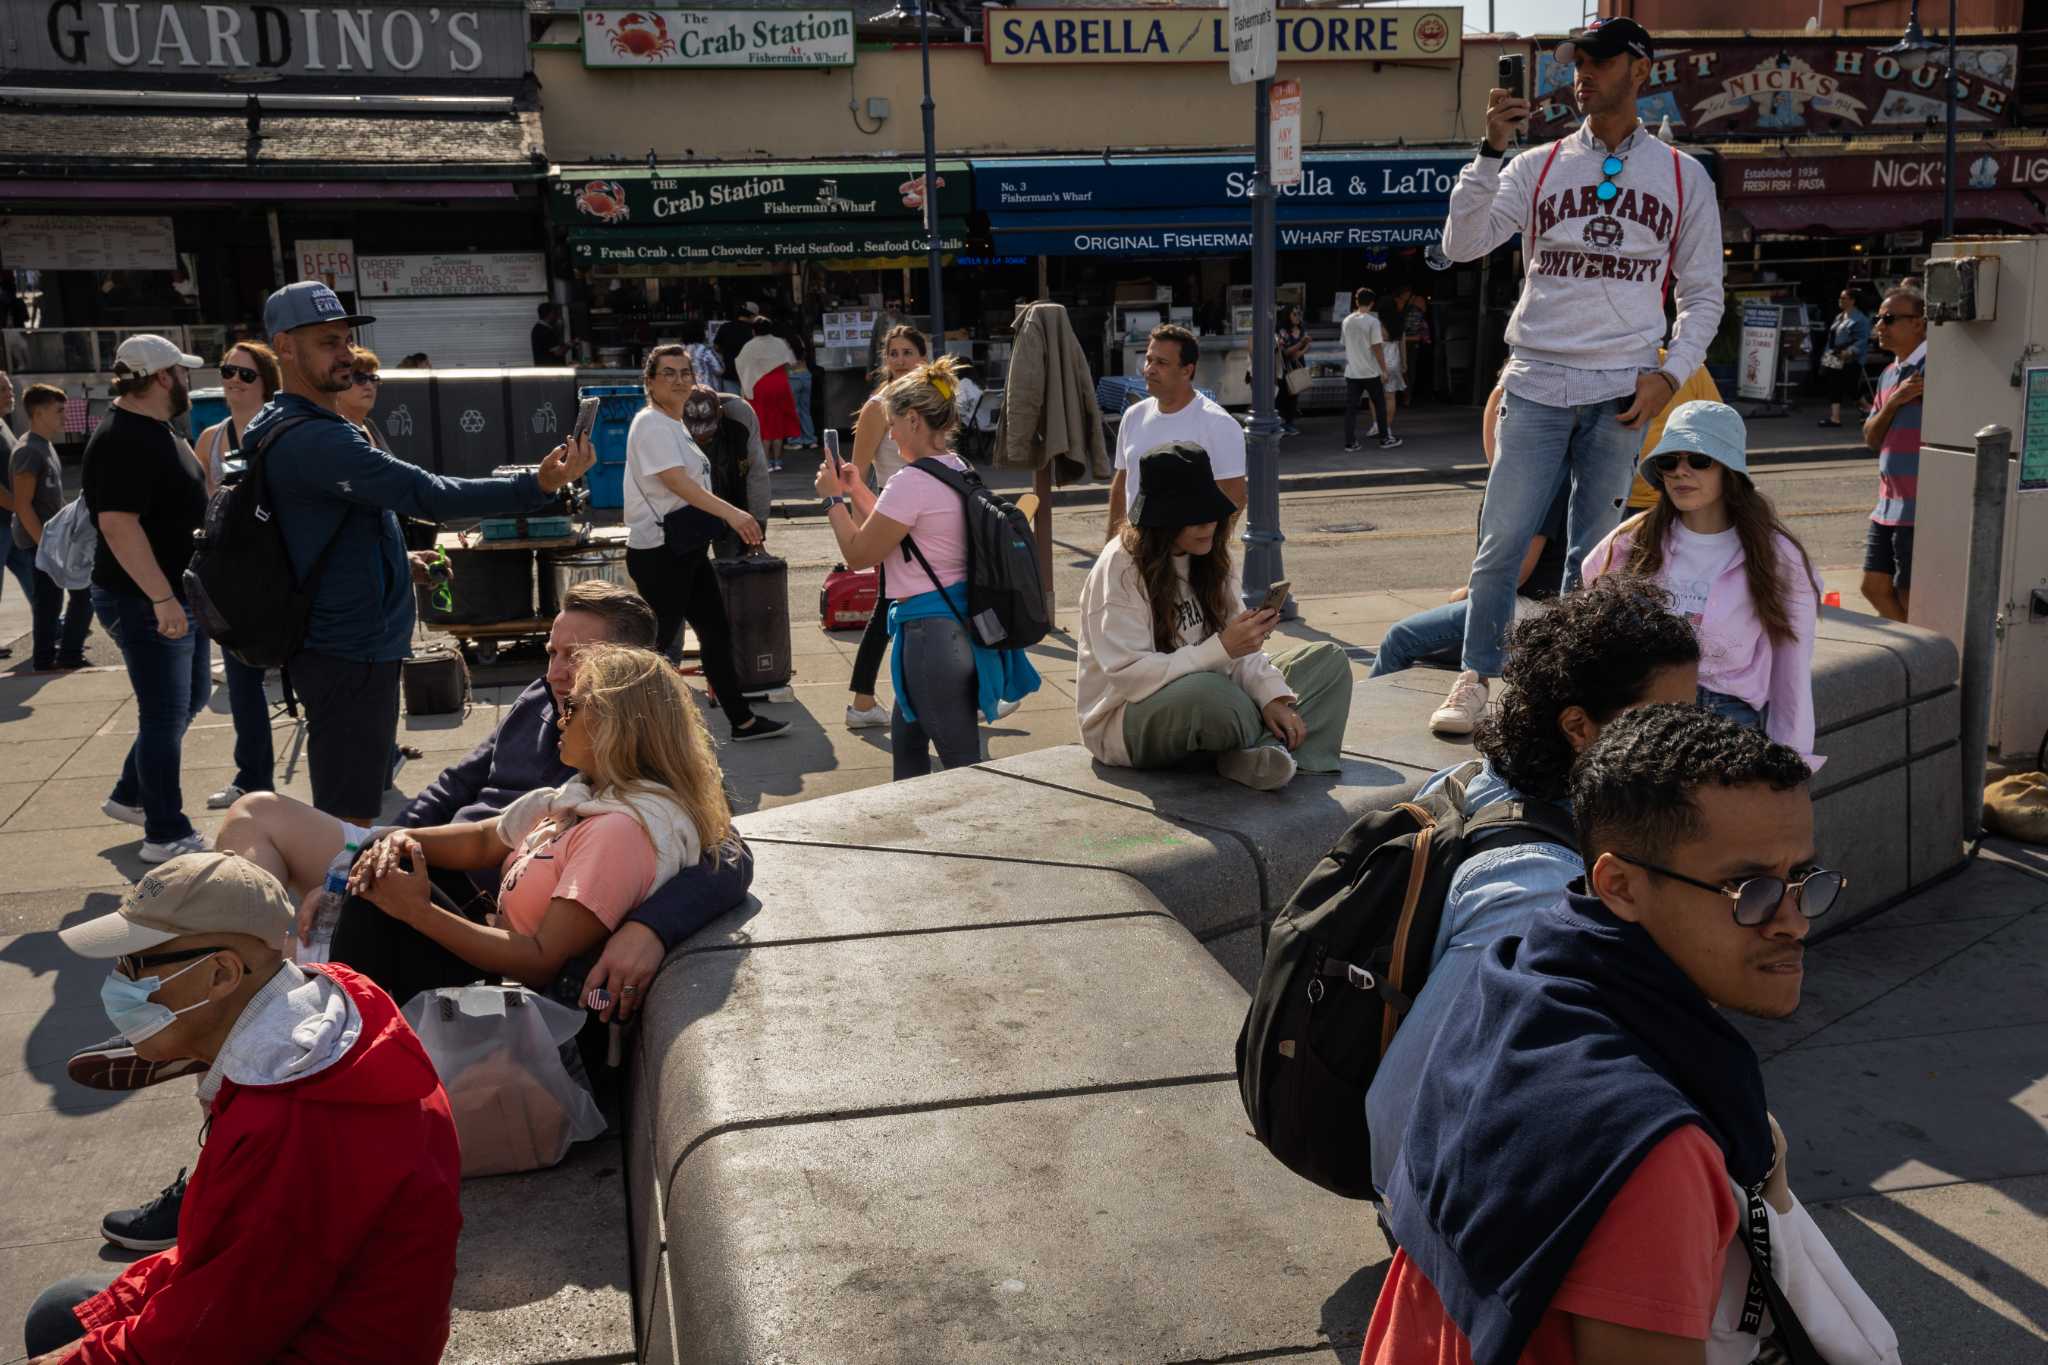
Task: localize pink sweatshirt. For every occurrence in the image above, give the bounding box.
[1586,517,1824,770]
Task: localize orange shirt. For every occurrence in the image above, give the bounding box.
[1629,362,1724,509]
[1361,1126,1738,1365]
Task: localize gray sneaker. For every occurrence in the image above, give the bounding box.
[205,783,246,810]
[102,798,147,827]
[140,833,209,864]
[1217,745,1297,792]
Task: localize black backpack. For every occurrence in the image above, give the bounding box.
[185,416,349,669]
[899,457,1049,650]
[1234,761,1577,1200]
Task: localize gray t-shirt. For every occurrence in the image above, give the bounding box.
[11,431,63,550]
[0,422,16,532]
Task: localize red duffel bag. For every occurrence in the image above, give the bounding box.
[820,563,879,630]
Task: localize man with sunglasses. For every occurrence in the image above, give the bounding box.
[28,853,460,1363]
[242,281,595,828]
[1860,288,1926,623]
[1367,704,1864,1364]
[1433,15,1724,740]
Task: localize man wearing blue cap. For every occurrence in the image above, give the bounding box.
[1433,16,1724,740]
[243,282,594,825]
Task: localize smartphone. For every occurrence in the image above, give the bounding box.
[571,395,601,444]
[822,427,843,474]
[1258,579,1291,614]
[1497,53,1526,99]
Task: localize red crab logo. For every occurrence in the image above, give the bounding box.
[574,180,631,223]
[1413,14,1450,53]
[898,172,946,210]
[607,12,676,61]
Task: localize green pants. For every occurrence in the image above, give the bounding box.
[1121,640,1352,775]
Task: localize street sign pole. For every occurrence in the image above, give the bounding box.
[1232,0,1287,613]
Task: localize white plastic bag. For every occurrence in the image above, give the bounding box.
[402,984,605,1178]
[35,497,98,592]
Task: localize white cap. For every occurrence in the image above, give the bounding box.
[112,334,204,381]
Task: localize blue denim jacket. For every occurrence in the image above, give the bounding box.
[1829,308,1871,364]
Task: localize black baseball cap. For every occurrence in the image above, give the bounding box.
[1556,17,1652,64]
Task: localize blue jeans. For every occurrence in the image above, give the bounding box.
[1370,600,1468,678]
[222,650,275,793]
[1698,686,1764,731]
[1461,390,1638,677]
[788,368,816,445]
[92,589,212,843]
[892,614,983,780]
[3,539,36,607]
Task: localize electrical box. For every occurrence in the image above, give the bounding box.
[1913,237,2048,758]
[865,97,891,120]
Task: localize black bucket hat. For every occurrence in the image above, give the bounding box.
[1129,441,1240,530]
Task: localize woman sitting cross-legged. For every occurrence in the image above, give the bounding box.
[1076,441,1352,791]
[334,644,731,1004]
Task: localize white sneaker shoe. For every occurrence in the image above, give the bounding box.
[845,703,890,730]
[205,784,246,810]
[102,798,147,827]
[140,833,209,864]
[1217,745,1297,791]
[995,698,1022,719]
[1430,670,1489,737]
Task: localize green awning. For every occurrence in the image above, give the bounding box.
[552,160,971,227]
[570,220,970,265]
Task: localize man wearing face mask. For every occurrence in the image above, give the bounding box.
[28,852,461,1364]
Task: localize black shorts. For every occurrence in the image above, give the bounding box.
[287,650,402,821]
[1863,521,1915,590]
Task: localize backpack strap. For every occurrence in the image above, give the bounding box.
[1663,144,1684,306]
[1464,796,1577,852]
[246,414,352,593]
[1736,1187,1827,1365]
[1524,137,1566,253]
[897,457,981,634]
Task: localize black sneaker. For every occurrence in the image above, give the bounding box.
[67,1034,209,1092]
[1378,436,1405,450]
[730,716,790,743]
[102,1168,186,1251]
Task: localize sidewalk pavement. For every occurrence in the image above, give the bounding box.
[2,566,2042,1362]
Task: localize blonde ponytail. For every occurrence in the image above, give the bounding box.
[880,354,970,437]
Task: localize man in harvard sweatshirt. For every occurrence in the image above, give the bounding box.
[26,853,461,1363]
[1432,17,1723,738]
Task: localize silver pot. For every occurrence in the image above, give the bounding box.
[541,544,630,616]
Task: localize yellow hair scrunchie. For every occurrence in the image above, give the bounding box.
[928,372,955,401]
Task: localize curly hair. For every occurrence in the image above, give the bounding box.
[1570,703,1812,867]
[1472,575,1702,801]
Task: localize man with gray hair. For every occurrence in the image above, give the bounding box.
[1860,286,1926,623]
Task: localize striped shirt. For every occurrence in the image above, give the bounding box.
[1871,346,1924,526]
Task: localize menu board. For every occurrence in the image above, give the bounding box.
[0,215,176,271]
[356,253,549,299]
[821,309,878,347]
[2021,366,2048,491]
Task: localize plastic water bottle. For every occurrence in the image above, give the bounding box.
[299,842,357,965]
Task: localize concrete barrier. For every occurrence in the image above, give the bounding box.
[623,606,1964,1361]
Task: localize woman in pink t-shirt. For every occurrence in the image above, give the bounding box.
[339,645,733,1004]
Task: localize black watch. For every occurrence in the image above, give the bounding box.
[1476,139,1506,161]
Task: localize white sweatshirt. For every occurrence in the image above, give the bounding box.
[1441,123,1724,388]
[1076,539,1291,767]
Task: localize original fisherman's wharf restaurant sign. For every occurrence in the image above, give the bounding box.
[8,0,529,79]
[984,5,1460,65]
[581,8,853,68]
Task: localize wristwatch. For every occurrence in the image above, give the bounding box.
[823,495,848,512]
[1476,139,1506,160]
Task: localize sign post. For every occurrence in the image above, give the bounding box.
[1231,0,1288,613]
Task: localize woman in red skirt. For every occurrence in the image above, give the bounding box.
[736,316,802,472]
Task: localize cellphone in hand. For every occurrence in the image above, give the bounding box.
[1258,579,1292,614]
[571,396,601,445]
[1498,53,1527,99]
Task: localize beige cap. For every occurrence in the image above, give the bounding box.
[60,852,295,958]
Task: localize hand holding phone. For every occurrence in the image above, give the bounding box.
[1258,579,1292,614]
[571,396,601,445]
[1491,55,1530,151]
[823,427,843,474]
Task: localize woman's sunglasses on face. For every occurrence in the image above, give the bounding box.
[1650,452,1718,476]
[556,696,579,728]
[219,363,260,384]
[352,372,381,387]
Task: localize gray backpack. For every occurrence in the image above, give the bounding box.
[34,496,97,592]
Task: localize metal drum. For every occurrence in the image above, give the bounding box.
[541,543,631,616]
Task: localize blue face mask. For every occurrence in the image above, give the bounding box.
[101,955,221,1046]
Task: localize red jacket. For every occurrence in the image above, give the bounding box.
[69,964,463,1364]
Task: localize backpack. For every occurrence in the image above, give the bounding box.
[184,415,349,669]
[899,457,1049,650]
[34,496,98,592]
[1234,761,1577,1200]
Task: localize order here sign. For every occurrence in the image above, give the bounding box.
[985,6,1459,65]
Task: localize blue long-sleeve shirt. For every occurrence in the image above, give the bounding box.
[1828,308,1871,364]
[398,677,752,950]
[246,395,554,661]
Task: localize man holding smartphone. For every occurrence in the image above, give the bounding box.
[1432,17,1723,738]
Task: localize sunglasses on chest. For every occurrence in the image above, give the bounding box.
[1596,153,1626,204]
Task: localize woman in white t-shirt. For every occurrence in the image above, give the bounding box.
[623,345,787,743]
[1585,400,1822,765]
[814,356,1039,780]
[843,324,928,729]
[1076,442,1351,791]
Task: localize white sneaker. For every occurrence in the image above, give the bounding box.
[1430,670,1489,737]
[1217,745,1297,791]
[995,698,1022,719]
[140,833,209,864]
[205,783,246,810]
[1366,423,1380,439]
[102,798,147,827]
[845,703,890,730]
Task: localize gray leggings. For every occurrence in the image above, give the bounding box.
[893,614,984,780]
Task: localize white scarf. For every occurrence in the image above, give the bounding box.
[496,779,700,888]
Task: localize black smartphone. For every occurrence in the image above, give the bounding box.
[823,427,843,474]
[571,395,601,444]
[1498,53,1526,99]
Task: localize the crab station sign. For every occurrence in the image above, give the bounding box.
[582,8,853,69]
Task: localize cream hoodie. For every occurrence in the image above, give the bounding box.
[1076,539,1291,767]
[496,778,701,887]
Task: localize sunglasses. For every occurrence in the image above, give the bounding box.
[115,944,226,981]
[1874,312,1922,325]
[1595,152,1626,205]
[351,372,381,386]
[556,696,579,727]
[1614,854,1847,926]
[1650,452,1718,475]
[219,363,261,384]
[653,367,692,383]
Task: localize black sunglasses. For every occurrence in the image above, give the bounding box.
[351,372,381,386]
[556,696,579,727]
[115,944,227,981]
[1650,452,1718,475]
[219,363,261,384]
[1874,312,1921,325]
[1614,854,1846,926]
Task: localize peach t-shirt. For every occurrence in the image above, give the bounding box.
[495,812,658,935]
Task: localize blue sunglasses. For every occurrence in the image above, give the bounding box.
[1597,154,1625,204]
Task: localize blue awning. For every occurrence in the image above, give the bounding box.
[987,204,1444,257]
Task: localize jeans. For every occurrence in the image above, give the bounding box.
[1344,377,1392,445]
[1460,389,1638,678]
[93,589,211,843]
[1698,686,1765,731]
[2,539,35,608]
[31,568,93,666]
[892,614,982,780]
[789,367,816,445]
[222,650,275,793]
[625,544,755,729]
[24,1270,117,1355]
[1369,600,1469,678]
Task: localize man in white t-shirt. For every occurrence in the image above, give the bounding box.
[1341,287,1401,453]
[1106,324,1246,539]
